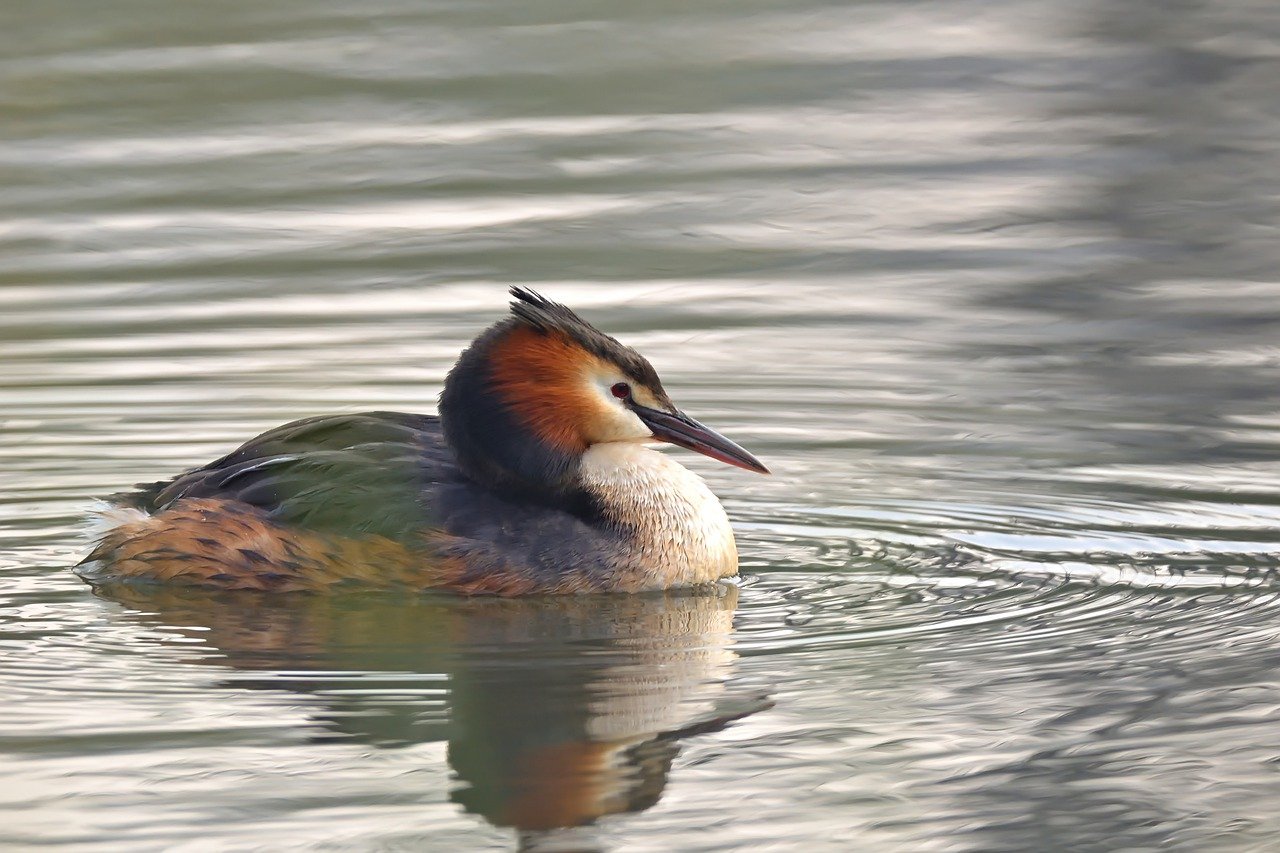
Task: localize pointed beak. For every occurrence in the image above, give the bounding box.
[632,405,770,474]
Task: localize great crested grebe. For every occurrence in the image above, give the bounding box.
[79,288,768,595]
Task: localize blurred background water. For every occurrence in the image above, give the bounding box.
[4,0,1280,850]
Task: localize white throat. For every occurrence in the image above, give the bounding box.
[579,442,738,589]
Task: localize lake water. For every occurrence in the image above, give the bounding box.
[5,0,1280,850]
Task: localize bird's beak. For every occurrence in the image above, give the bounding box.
[632,405,770,474]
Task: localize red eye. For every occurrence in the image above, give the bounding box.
[611,382,631,399]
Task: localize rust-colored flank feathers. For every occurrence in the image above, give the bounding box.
[85,500,599,596]
[79,288,767,595]
[85,499,428,592]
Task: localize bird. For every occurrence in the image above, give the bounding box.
[79,288,769,595]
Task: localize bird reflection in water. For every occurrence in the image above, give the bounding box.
[93,582,766,849]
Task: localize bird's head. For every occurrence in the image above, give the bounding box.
[440,288,768,496]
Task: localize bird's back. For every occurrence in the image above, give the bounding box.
[120,412,456,539]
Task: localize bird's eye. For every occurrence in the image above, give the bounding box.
[610,382,631,399]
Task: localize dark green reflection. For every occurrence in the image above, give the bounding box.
[94,583,764,842]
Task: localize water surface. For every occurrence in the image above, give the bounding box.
[5,0,1280,850]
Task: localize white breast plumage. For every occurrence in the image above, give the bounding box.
[579,442,739,590]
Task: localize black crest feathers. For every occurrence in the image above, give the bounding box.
[508,287,589,336]
[506,287,667,394]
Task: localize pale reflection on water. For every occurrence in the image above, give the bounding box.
[5,0,1280,849]
[90,584,757,849]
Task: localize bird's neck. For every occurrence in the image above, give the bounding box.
[579,443,738,590]
[439,322,584,496]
